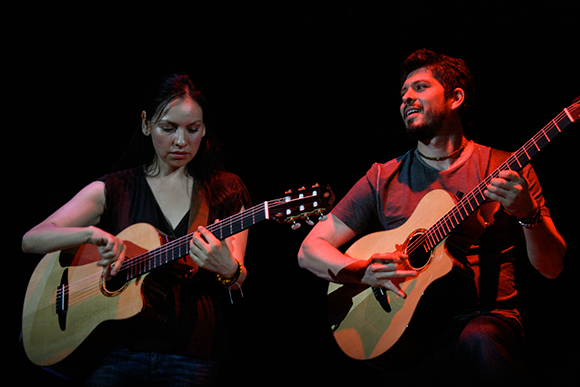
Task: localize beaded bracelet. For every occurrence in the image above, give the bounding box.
[517,207,542,228]
[216,260,242,286]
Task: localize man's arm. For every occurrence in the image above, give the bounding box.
[485,170,566,279]
[298,214,417,298]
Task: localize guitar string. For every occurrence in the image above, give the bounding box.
[404,109,570,260]
[65,107,566,300]
[61,194,316,304]
[57,106,579,302]
[59,200,273,303]
[115,192,327,275]
[64,106,569,299]
[409,106,575,257]
[116,199,275,273]
[60,193,328,305]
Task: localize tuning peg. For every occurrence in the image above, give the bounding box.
[298,186,306,191]
[304,216,315,226]
[318,211,328,221]
[291,221,302,230]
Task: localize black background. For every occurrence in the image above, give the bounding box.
[7,4,579,386]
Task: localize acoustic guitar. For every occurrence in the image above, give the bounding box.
[22,184,334,372]
[327,101,579,361]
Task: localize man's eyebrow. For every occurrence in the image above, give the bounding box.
[409,77,432,86]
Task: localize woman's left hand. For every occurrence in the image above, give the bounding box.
[189,224,238,278]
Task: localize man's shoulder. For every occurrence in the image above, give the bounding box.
[369,149,414,177]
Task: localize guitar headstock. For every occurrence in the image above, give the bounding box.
[269,184,335,229]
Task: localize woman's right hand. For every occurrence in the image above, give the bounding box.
[89,226,127,278]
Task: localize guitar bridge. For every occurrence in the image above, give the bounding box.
[56,268,69,331]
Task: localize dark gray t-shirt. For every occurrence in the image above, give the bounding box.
[332,142,548,320]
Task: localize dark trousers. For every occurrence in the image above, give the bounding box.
[84,345,220,387]
[382,314,530,386]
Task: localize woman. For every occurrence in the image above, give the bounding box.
[22,74,251,386]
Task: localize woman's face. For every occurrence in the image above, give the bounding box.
[143,97,206,174]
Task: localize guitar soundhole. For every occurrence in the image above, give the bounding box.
[405,230,432,270]
[100,269,128,297]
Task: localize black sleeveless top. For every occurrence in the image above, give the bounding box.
[97,167,251,361]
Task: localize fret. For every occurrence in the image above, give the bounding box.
[114,189,331,282]
[466,198,475,212]
[451,209,460,225]
[541,129,551,142]
[425,233,436,251]
[461,203,470,220]
[416,102,578,250]
[435,227,444,241]
[441,220,450,234]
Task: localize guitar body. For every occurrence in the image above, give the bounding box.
[21,184,337,374]
[326,101,579,362]
[327,189,456,360]
[21,223,182,369]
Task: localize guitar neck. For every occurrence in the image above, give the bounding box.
[421,103,578,252]
[111,183,334,282]
[118,201,270,281]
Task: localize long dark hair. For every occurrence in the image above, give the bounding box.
[113,74,223,182]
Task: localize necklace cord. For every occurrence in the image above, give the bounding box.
[417,140,469,161]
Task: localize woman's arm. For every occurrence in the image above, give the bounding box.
[22,181,127,277]
[22,181,107,253]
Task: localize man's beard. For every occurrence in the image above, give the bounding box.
[405,109,446,142]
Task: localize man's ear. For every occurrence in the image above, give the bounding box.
[450,88,465,111]
[141,111,150,135]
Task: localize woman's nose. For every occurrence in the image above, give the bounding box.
[174,128,187,146]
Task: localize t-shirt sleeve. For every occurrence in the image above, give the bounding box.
[521,163,550,218]
[331,164,380,235]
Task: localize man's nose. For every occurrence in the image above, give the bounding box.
[401,90,416,105]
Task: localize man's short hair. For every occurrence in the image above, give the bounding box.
[401,49,475,127]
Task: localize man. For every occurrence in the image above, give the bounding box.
[298,49,566,385]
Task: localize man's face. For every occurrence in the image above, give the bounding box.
[400,67,452,142]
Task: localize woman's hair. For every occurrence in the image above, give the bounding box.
[113,74,223,182]
[401,49,475,128]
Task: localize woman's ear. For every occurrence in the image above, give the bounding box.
[141,111,150,136]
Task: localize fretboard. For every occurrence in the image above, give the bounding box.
[418,103,578,253]
[118,201,270,281]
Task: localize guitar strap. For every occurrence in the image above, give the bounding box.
[477,147,508,227]
[446,147,504,268]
